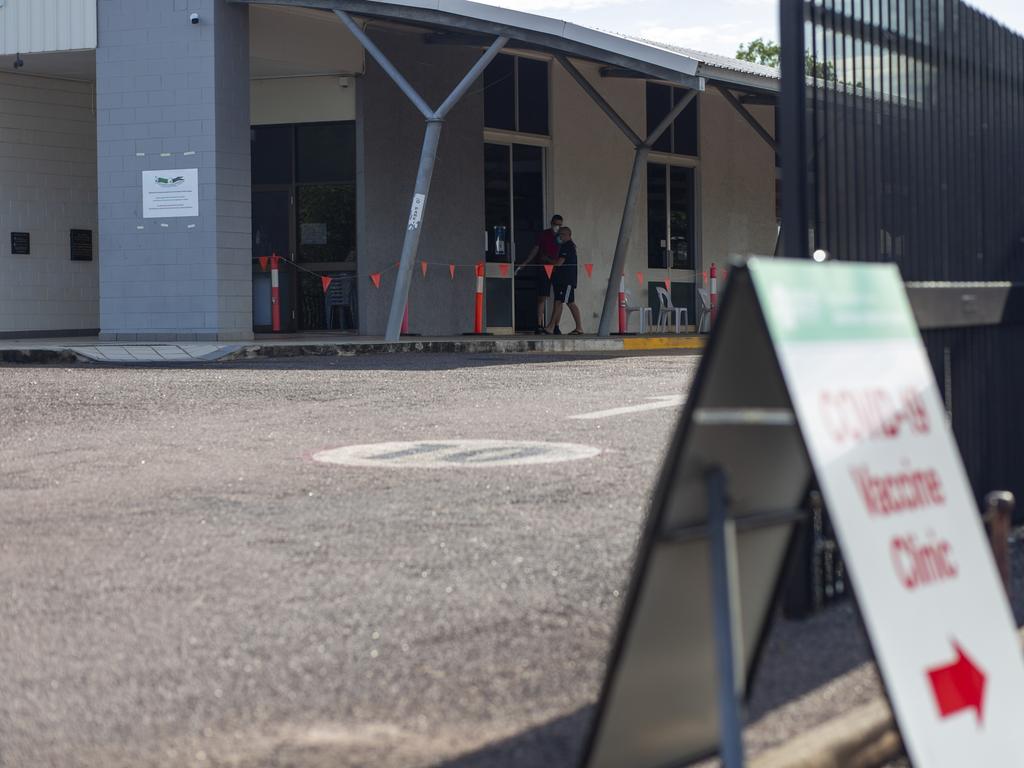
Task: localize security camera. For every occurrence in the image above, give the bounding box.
[189,13,199,24]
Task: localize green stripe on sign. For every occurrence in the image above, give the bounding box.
[749,258,917,343]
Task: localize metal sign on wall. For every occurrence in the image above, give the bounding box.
[582,259,1024,767]
[141,168,199,218]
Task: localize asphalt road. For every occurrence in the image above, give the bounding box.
[0,351,955,767]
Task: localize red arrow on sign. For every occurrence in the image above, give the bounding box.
[927,642,986,723]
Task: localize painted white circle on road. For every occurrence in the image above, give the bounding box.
[312,440,600,468]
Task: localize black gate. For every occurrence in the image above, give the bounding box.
[780,0,1024,506]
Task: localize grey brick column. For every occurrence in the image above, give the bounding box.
[96,0,251,341]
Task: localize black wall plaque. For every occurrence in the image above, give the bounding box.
[70,229,93,261]
[10,232,29,255]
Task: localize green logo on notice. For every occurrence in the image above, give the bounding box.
[154,176,185,187]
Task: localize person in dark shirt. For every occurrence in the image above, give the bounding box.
[519,214,562,332]
[544,226,583,335]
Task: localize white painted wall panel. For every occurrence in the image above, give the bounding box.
[0,71,98,334]
[251,77,356,125]
[0,0,96,55]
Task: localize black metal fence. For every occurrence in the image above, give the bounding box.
[780,0,1024,507]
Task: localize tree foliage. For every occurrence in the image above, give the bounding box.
[736,38,781,68]
[736,38,839,84]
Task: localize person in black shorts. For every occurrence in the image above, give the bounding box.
[519,214,562,333]
[544,226,583,335]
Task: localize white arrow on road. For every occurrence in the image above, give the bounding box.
[569,395,684,420]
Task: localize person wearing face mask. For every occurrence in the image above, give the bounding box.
[519,214,563,333]
[543,226,583,335]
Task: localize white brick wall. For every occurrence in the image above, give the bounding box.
[0,71,99,335]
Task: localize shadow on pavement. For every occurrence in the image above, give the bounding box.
[435,707,592,768]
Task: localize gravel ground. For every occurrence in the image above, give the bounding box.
[1,351,1019,767]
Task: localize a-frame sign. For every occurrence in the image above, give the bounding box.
[582,258,1024,768]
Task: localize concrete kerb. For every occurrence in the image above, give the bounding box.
[0,348,85,365]
[222,337,631,360]
[0,335,707,365]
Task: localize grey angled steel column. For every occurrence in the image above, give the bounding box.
[383,35,508,341]
[385,118,443,341]
[334,9,506,341]
[597,146,649,336]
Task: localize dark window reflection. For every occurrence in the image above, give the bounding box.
[296,123,355,183]
[648,163,694,269]
[517,58,549,135]
[296,184,356,264]
[251,125,292,185]
[484,54,515,131]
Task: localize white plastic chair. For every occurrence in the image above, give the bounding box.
[655,287,688,333]
[696,288,711,333]
[623,290,652,333]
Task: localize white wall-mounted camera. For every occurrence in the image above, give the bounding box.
[189,13,200,24]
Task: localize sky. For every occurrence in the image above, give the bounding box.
[472,0,1024,58]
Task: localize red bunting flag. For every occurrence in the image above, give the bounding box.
[449,264,456,280]
[370,273,381,289]
[543,264,554,279]
[321,276,332,294]
[498,263,510,277]
[420,260,428,277]
[636,271,644,287]
[583,263,594,279]
[664,278,671,292]
[258,256,268,272]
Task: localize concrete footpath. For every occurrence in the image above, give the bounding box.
[0,333,706,365]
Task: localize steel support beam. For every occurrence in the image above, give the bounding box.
[555,54,643,147]
[334,9,508,341]
[597,85,700,336]
[716,84,778,154]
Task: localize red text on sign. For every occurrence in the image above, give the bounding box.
[891,533,958,590]
[851,463,946,516]
[819,388,929,444]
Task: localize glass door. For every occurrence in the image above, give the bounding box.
[252,187,295,333]
[484,142,546,333]
[484,143,514,331]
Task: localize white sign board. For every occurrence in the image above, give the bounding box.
[750,259,1024,767]
[142,168,199,218]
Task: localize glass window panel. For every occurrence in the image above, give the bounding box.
[251,125,292,185]
[516,58,549,135]
[672,89,699,156]
[512,144,545,265]
[484,54,516,131]
[484,143,512,263]
[646,83,672,153]
[296,122,355,183]
[646,163,668,268]
[295,183,356,264]
[669,165,694,269]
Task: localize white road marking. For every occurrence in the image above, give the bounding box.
[569,395,684,420]
[313,440,600,469]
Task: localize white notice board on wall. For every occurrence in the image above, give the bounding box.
[142,168,199,218]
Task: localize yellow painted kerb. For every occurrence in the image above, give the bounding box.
[622,336,707,351]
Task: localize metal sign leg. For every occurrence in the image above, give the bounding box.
[708,467,745,768]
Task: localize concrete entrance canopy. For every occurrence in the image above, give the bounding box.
[233,0,778,340]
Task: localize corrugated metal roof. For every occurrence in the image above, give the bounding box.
[235,0,779,91]
[607,31,780,90]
